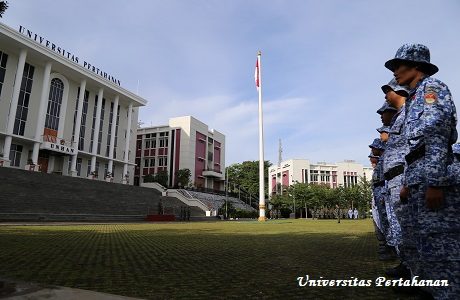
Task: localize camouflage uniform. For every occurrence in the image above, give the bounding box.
[386,44,459,299]
[369,139,389,241]
[446,144,460,185]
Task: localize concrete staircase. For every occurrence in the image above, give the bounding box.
[0,167,205,221]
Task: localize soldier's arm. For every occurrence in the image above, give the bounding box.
[446,163,460,185]
[423,83,454,187]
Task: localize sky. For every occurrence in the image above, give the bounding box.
[3,0,460,166]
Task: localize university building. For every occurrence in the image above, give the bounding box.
[268,159,373,195]
[135,116,225,190]
[0,22,146,184]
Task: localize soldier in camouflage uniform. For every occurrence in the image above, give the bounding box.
[369,138,395,259]
[369,152,385,242]
[446,143,460,185]
[380,79,413,280]
[386,43,459,299]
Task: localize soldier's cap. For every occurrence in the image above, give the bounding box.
[376,102,398,115]
[368,153,379,159]
[381,78,410,97]
[452,143,460,155]
[385,43,438,76]
[376,126,390,134]
[368,138,385,150]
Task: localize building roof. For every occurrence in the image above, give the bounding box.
[0,22,147,107]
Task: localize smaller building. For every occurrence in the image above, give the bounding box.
[268,159,372,195]
[135,116,225,190]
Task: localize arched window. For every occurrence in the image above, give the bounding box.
[45,78,64,131]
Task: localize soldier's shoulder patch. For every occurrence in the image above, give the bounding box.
[425,92,437,104]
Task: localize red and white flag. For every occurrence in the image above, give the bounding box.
[254,58,260,91]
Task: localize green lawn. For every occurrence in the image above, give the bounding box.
[0,220,410,299]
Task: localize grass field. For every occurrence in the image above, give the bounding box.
[0,219,411,299]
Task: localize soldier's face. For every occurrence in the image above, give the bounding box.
[381,111,396,126]
[393,64,418,85]
[370,157,378,167]
[380,132,389,142]
[385,90,398,106]
[371,148,381,156]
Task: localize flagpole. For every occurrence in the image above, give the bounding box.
[257,50,266,222]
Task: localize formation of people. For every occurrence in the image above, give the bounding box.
[369,43,459,299]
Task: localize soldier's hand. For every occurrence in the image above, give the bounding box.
[426,187,443,210]
[400,186,409,203]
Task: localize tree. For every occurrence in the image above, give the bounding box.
[143,170,169,187]
[155,170,169,187]
[176,168,191,187]
[226,160,272,198]
[0,1,8,18]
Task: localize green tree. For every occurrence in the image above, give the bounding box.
[155,170,169,187]
[143,170,169,187]
[226,160,272,198]
[176,168,191,187]
[0,1,8,18]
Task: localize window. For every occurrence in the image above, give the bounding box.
[310,170,318,182]
[150,158,155,167]
[97,99,105,155]
[13,63,34,136]
[113,105,120,159]
[144,159,149,168]
[0,51,8,97]
[158,156,167,167]
[86,159,91,177]
[9,144,22,167]
[89,96,98,152]
[95,161,100,178]
[76,158,82,176]
[71,88,89,151]
[106,102,114,157]
[45,78,64,131]
[159,137,168,148]
[145,140,150,149]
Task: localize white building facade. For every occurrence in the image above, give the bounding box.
[268,159,373,196]
[0,23,146,184]
[135,116,225,190]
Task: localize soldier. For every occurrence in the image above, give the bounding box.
[380,79,413,282]
[386,43,459,299]
[446,143,460,185]
[369,138,395,260]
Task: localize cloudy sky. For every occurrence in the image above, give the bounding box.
[3,0,460,166]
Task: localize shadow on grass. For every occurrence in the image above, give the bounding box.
[0,223,411,300]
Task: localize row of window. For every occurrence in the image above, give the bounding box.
[143,156,168,167]
[1,50,125,159]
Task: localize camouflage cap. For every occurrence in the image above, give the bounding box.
[376,126,390,134]
[385,43,438,76]
[369,138,385,150]
[368,152,379,159]
[452,143,460,155]
[381,78,410,97]
[376,102,398,115]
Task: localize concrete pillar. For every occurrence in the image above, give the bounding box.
[2,49,27,165]
[31,61,52,165]
[70,79,87,176]
[90,88,104,173]
[107,95,119,175]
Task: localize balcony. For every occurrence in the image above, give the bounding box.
[202,168,224,179]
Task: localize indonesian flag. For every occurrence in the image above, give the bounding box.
[254,58,260,91]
